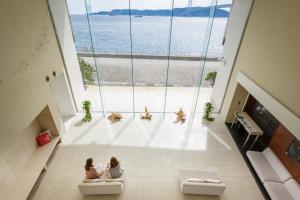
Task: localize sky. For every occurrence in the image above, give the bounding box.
[67,0,232,14]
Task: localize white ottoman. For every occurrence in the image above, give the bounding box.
[179,168,226,195]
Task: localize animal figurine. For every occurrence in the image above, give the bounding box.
[141,107,152,120]
[175,108,186,124]
[107,112,122,122]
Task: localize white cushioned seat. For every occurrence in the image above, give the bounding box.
[246,150,281,183]
[262,147,292,182]
[78,181,123,195]
[247,148,299,200]
[78,173,124,195]
[284,179,300,200]
[82,179,102,183]
[179,168,225,195]
[264,181,294,200]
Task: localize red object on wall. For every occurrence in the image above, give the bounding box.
[36,131,51,146]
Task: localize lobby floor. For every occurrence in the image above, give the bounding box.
[31,113,264,200]
[83,86,213,113]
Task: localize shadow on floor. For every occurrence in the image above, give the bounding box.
[112,116,135,140]
[144,116,165,147]
[70,118,104,144]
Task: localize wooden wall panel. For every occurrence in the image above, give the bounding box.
[244,95,280,147]
[269,124,300,184]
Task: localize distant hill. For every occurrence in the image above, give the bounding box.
[93,6,231,18]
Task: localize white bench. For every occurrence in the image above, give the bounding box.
[246,147,300,200]
[78,181,123,195]
[179,168,226,196]
[78,173,125,195]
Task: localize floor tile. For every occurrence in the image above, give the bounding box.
[29,114,264,200]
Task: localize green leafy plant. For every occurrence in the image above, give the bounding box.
[78,58,96,85]
[82,100,92,122]
[203,102,215,121]
[205,71,217,86]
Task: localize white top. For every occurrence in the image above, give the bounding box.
[236,112,263,135]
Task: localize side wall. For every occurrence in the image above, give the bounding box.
[0,0,68,195]
[221,0,300,123]
[212,0,253,111]
[49,0,86,111]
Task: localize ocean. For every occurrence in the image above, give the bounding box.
[70,15,227,57]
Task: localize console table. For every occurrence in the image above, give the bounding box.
[231,112,263,149]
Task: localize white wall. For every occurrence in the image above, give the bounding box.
[50,73,76,116]
[221,0,300,128]
[0,0,67,197]
[48,0,85,110]
[236,72,300,139]
[211,0,253,112]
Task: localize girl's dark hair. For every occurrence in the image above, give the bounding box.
[85,158,93,171]
[110,157,119,168]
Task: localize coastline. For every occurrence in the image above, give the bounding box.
[79,55,221,87]
[77,53,220,62]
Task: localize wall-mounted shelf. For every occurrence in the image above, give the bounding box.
[4,136,60,200]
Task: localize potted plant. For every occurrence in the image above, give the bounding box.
[82,100,92,122]
[203,102,215,121]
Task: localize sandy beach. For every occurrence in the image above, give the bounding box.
[81,56,221,87]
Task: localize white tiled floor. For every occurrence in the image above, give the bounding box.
[31,113,264,200]
[82,86,213,113]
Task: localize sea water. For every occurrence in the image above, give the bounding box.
[70,15,227,57]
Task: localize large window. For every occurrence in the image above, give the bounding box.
[70,0,104,112]
[87,0,134,114]
[67,0,232,116]
[130,0,171,114]
[165,0,214,116]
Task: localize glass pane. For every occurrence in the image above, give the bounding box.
[130,0,172,113]
[67,0,93,54]
[196,0,232,113]
[165,0,213,115]
[86,0,134,113]
[78,56,104,112]
[67,0,104,112]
